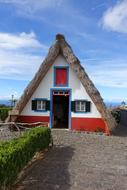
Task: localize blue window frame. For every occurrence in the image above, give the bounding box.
[72,100,91,113]
[54,66,69,87]
[32,98,48,112]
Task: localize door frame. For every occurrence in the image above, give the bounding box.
[50,88,72,129]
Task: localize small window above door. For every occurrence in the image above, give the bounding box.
[54,67,69,86]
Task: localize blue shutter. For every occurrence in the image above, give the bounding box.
[86,101,91,112]
[71,101,75,112]
[32,100,37,110]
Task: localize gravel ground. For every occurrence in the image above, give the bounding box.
[15,127,127,190]
[0,126,22,142]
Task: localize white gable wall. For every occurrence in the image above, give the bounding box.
[21,55,101,118]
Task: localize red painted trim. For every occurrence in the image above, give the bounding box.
[71,117,110,135]
[17,115,49,123]
[17,115,110,135]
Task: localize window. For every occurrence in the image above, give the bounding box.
[71,100,91,113]
[37,100,46,111]
[54,67,68,86]
[32,99,50,111]
[76,101,86,112]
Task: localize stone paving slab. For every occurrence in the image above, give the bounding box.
[15,129,127,190]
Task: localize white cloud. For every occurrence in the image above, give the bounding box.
[0,50,43,80]
[83,59,127,88]
[0,31,47,80]
[0,0,63,14]
[101,0,127,33]
[0,32,47,50]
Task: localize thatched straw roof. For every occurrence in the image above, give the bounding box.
[9,34,116,131]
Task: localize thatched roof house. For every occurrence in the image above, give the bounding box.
[9,34,116,134]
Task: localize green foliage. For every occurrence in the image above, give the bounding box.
[0,127,51,188]
[0,108,12,121]
[111,109,121,123]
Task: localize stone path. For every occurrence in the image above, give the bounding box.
[15,129,127,190]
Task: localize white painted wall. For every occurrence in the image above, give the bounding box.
[21,55,101,118]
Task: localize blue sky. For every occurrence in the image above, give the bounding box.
[0,0,127,102]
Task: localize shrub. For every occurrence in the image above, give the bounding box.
[0,108,12,121]
[0,127,51,188]
[111,109,121,123]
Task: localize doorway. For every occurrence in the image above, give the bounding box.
[52,90,70,129]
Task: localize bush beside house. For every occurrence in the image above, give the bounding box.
[111,109,121,124]
[0,127,51,188]
[0,107,12,122]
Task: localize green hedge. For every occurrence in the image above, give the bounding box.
[0,127,51,188]
[0,108,12,121]
[111,109,121,123]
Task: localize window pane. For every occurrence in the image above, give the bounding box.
[77,101,80,105]
[81,102,86,111]
[42,101,46,110]
[76,101,80,111]
[76,105,80,111]
[37,100,46,110]
[37,101,41,110]
[75,101,86,112]
[81,105,85,111]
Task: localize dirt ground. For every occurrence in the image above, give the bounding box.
[14,124,127,190]
[0,125,21,142]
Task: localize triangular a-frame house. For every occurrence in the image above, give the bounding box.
[9,34,116,134]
